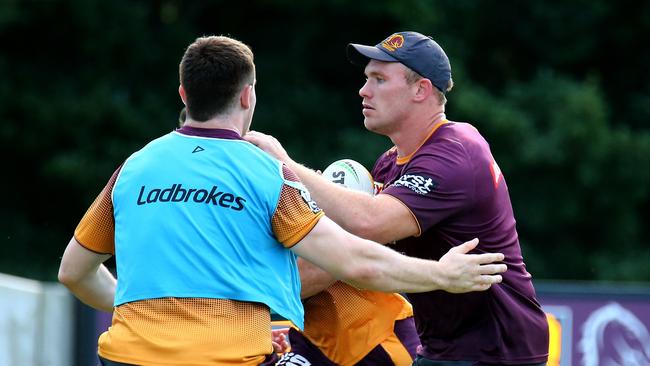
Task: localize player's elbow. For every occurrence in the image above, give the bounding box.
[345,216,376,239]
[58,264,81,289]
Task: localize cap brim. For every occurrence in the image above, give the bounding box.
[347,43,399,66]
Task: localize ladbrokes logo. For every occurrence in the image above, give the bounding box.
[137,184,246,211]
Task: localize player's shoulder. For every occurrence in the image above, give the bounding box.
[418,121,486,157]
[374,146,398,165]
[432,121,486,145]
[371,146,398,177]
[405,124,478,177]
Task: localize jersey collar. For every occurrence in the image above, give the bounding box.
[396,117,449,165]
[176,126,243,140]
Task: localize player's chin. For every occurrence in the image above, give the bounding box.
[363,119,380,132]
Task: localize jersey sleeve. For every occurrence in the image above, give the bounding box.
[272,165,324,248]
[74,167,121,254]
[381,141,473,234]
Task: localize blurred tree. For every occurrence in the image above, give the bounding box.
[0,0,191,279]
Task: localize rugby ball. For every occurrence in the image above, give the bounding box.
[322,159,374,195]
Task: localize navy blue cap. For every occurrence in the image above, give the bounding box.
[347,31,452,93]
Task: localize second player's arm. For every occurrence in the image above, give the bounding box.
[291,215,505,294]
[245,131,417,243]
[298,257,337,298]
[58,237,115,313]
[286,161,416,243]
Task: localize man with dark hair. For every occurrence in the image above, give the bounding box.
[58,35,507,366]
[247,31,549,365]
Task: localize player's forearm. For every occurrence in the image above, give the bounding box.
[61,264,116,313]
[285,160,377,235]
[350,238,510,294]
[294,218,504,294]
[340,237,445,293]
[294,217,442,293]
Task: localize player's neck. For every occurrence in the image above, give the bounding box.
[183,114,245,136]
[392,111,446,158]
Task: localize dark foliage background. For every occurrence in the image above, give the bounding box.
[1,0,648,282]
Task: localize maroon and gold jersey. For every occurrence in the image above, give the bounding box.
[299,283,414,365]
[372,120,549,363]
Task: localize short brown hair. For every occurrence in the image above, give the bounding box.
[404,68,453,106]
[179,36,255,121]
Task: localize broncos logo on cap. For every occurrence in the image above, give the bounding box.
[381,34,404,52]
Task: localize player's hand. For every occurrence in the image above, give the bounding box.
[437,238,506,293]
[271,327,290,353]
[244,130,291,163]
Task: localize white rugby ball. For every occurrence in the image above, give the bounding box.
[322,159,374,195]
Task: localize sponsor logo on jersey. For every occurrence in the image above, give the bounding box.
[299,189,321,213]
[392,173,437,195]
[136,184,246,211]
[283,180,321,214]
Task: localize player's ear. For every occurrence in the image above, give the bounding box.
[179,85,187,105]
[413,78,434,102]
[240,84,253,109]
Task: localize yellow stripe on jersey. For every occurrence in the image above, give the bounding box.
[396,119,448,165]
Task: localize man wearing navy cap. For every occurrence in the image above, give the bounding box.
[247,31,548,365]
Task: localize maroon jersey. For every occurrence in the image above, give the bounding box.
[372,120,549,364]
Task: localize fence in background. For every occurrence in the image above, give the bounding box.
[0,273,73,366]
